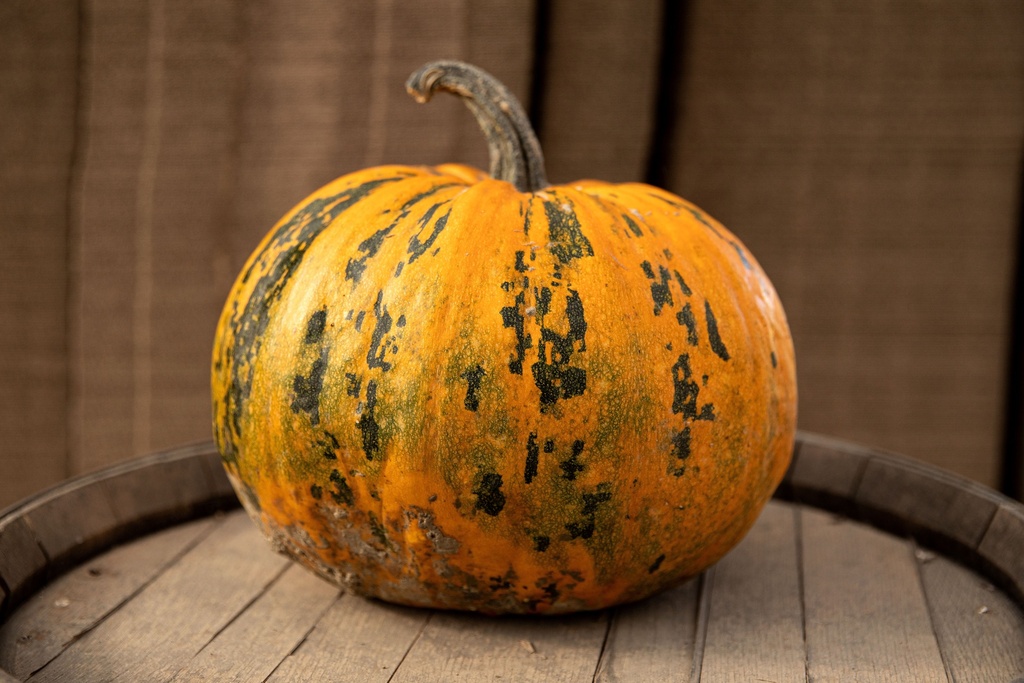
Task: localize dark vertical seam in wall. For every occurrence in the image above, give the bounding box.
[644,0,690,189]
[527,0,551,144]
[64,0,89,479]
[1000,154,1024,501]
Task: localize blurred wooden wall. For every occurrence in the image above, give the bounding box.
[2,0,1022,507]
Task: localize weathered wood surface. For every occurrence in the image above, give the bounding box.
[4,502,1021,682]
[0,434,1022,681]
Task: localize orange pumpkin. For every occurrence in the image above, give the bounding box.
[211,61,797,614]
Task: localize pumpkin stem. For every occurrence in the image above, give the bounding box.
[406,61,549,193]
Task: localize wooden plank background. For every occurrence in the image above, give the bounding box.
[1,0,1023,507]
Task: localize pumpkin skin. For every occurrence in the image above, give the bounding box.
[211,62,796,615]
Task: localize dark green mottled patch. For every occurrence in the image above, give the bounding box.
[565,483,613,540]
[704,300,730,361]
[461,364,486,412]
[677,303,699,346]
[408,203,451,263]
[473,472,506,516]
[305,308,327,344]
[291,348,329,425]
[329,469,355,505]
[367,291,394,372]
[673,270,692,297]
[642,261,674,316]
[532,289,587,410]
[544,200,593,265]
[357,380,380,459]
[220,175,404,462]
[559,440,586,480]
[525,432,539,484]
[670,427,691,477]
[672,354,715,420]
[345,372,361,398]
[500,290,531,375]
[622,213,643,237]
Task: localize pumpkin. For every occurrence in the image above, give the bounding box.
[211,60,797,615]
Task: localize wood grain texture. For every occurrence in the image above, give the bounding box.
[0,518,47,612]
[0,517,217,679]
[855,452,1003,552]
[919,551,1024,683]
[788,432,869,512]
[1,435,1023,682]
[537,0,664,183]
[978,504,1024,604]
[390,610,608,683]
[593,579,699,682]
[98,443,223,530]
[16,477,120,567]
[0,0,77,508]
[667,0,1024,487]
[699,501,806,682]
[29,511,287,683]
[265,593,430,683]
[169,564,338,683]
[801,507,947,681]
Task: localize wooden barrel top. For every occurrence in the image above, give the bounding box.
[0,432,1022,682]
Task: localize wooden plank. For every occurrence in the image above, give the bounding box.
[699,501,806,682]
[918,550,1024,682]
[101,447,219,529]
[30,511,287,683]
[391,609,608,683]
[0,517,217,679]
[0,0,78,509]
[265,593,430,683]
[593,578,700,682]
[788,433,869,512]
[0,517,47,612]
[17,479,121,568]
[855,453,1002,552]
[801,507,948,681]
[170,564,338,683]
[977,504,1024,604]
